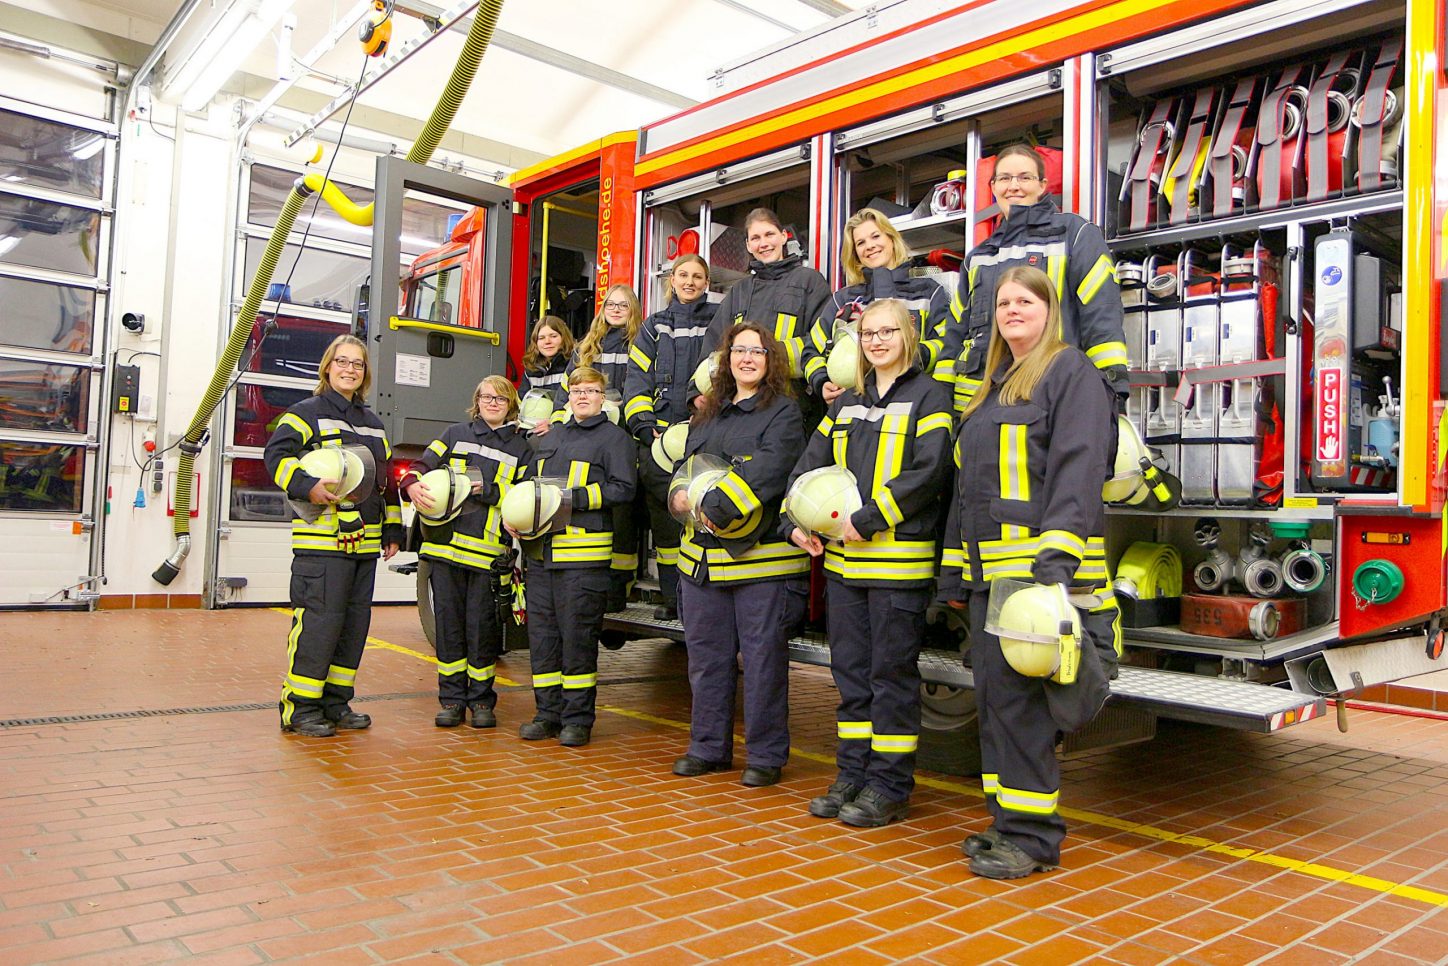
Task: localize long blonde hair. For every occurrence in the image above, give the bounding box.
[315,335,370,398]
[667,254,710,304]
[856,299,919,391]
[467,374,519,422]
[960,266,1069,421]
[576,284,641,369]
[521,315,574,373]
[840,208,910,286]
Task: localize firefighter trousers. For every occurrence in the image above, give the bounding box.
[638,450,681,606]
[525,564,608,727]
[826,580,926,802]
[280,554,377,725]
[678,575,807,768]
[967,589,1112,866]
[429,559,500,711]
[610,492,646,605]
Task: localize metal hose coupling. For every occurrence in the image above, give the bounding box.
[1192,518,1233,593]
[1238,522,1283,598]
[152,534,190,586]
[1280,543,1329,593]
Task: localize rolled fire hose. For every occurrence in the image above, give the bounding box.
[155,1,508,585]
[1113,541,1183,600]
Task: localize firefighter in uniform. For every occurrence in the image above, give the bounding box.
[624,254,715,620]
[555,284,645,610]
[671,322,808,787]
[519,314,573,401]
[508,366,637,747]
[937,143,1129,413]
[801,208,952,407]
[264,335,403,737]
[939,266,1118,879]
[401,375,530,730]
[784,299,954,826]
[707,208,833,429]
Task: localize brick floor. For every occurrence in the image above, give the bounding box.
[1,607,1445,964]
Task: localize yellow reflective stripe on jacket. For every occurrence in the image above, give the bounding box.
[776,312,803,377]
[583,482,602,510]
[278,412,313,444]
[1086,340,1130,370]
[711,504,763,540]
[1077,253,1116,305]
[824,541,937,582]
[562,673,597,690]
[274,456,302,489]
[426,438,448,457]
[1047,253,1068,297]
[997,783,1059,815]
[567,461,590,488]
[871,412,908,528]
[916,411,953,437]
[550,531,613,564]
[870,733,919,754]
[1038,529,1087,559]
[533,672,562,688]
[612,551,639,571]
[384,505,403,527]
[678,535,809,582]
[625,394,654,420]
[656,544,679,566]
[942,546,968,569]
[716,470,761,518]
[837,721,872,739]
[628,343,652,372]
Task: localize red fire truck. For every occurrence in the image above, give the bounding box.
[405,0,1448,768]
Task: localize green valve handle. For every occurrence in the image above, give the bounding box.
[1352,559,1404,605]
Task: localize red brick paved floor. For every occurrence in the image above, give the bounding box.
[1,607,1446,964]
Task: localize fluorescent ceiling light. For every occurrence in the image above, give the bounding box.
[162,0,296,113]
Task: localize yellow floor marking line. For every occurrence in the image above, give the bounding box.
[321,617,1448,909]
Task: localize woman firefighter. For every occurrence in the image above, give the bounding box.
[784,298,954,826]
[263,335,403,737]
[670,322,808,787]
[939,266,1120,879]
[937,143,1129,412]
[400,375,530,730]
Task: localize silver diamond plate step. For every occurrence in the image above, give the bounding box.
[602,604,1325,733]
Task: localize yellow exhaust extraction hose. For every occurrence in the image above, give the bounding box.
[154,0,508,586]
[1113,542,1183,600]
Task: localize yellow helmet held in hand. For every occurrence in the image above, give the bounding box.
[826,323,859,390]
[692,352,721,396]
[413,466,473,525]
[500,479,563,537]
[785,465,863,541]
[984,579,1081,684]
[518,389,556,431]
[299,446,371,503]
[651,423,689,473]
[667,454,732,527]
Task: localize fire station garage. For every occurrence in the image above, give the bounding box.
[3,0,1448,961]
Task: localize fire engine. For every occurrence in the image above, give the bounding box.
[381,0,1448,771]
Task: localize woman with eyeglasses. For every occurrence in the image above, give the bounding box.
[624,254,715,620]
[936,144,1128,413]
[562,285,646,610]
[670,322,808,787]
[801,208,953,408]
[708,208,832,428]
[263,335,404,737]
[400,375,531,730]
[784,299,954,827]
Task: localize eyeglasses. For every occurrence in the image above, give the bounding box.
[603,300,630,311]
[477,393,508,405]
[729,345,768,357]
[991,173,1043,186]
[331,358,365,371]
[569,387,604,397]
[858,327,901,343]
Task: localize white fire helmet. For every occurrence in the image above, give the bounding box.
[667,454,732,527]
[602,389,623,425]
[500,479,563,537]
[651,423,690,473]
[412,466,473,525]
[785,464,863,541]
[1103,415,1181,510]
[692,351,721,396]
[984,579,1081,684]
[298,445,372,504]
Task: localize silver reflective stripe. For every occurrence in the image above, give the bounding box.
[897,297,935,312]
[836,401,915,423]
[970,242,1068,268]
[656,325,710,339]
[452,441,519,469]
[532,372,566,387]
[598,352,629,366]
[316,418,385,439]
